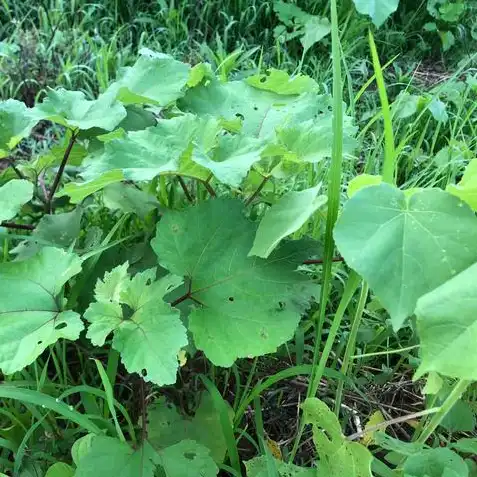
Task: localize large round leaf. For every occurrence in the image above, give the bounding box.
[151,198,317,367]
[334,184,477,330]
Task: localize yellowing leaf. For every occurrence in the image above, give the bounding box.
[361,410,386,447]
[266,437,282,460]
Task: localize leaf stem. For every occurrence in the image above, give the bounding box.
[177,176,194,202]
[0,221,35,230]
[303,257,343,265]
[202,179,217,197]
[47,130,78,213]
[245,175,269,206]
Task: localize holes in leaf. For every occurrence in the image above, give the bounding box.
[235,112,244,121]
[55,322,67,330]
[228,296,234,302]
[184,452,196,460]
[121,304,135,320]
[259,76,267,83]
[253,105,258,111]
[37,340,43,346]
[278,301,285,310]
[141,369,147,377]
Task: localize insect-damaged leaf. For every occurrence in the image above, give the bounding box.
[84,265,187,386]
[151,198,317,367]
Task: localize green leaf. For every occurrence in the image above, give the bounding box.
[351,0,399,27]
[180,78,320,138]
[114,48,190,106]
[403,448,468,477]
[45,463,74,477]
[102,183,160,219]
[31,87,126,131]
[347,174,382,198]
[151,198,316,367]
[245,456,315,476]
[447,159,477,211]
[58,170,124,204]
[428,98,449,123]
[392,92,422,119]
[85,266,187,385]
[0,248,83,374]
[0,99,38,157]
[415,261,477,380]
[192,134,265,187]
[451,438,477,455]
[81,115,200,182]
[147,393,233,464]
[0,179,33,222]
[156,440,218,477]
[439,30,456,51]
[301,16,331,52]
[74,436,157,477]
[12,208,83,260]
[249,184,326,258]
[246,69,318,95]
[302,398,373,477]
[275,117,358,164]
[334,184,477,330]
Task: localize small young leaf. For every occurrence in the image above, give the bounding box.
[334,184,477,330]
[0,179,34,222]
[44,463,74,477]
[245,456,315,476]
[152,198,316,367]
[147,393,233,463]
[246,69,318,95]
[403,448,468,477]
[74,436,157,477]
[249,184,326,258]
[102,183,160,219]
[0,248,83,374]
[302,398,373,476]
[347,174,382,198]
[352,0,399,27]
[58,170,124,204]
[0,99,38,157]
[300,16,331,52]
[85,267,187,385]
[447,159,477,211]
[156,440,218,477]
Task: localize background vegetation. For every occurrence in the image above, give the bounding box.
[1,0,477,476]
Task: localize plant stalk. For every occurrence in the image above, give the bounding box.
[290,270,361,461]
[415,379,471,444]
[334,282,368,414]
[47,130,78,213]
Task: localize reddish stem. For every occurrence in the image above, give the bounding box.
[1,221,35,231]
[303,257,343,265]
